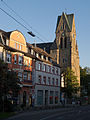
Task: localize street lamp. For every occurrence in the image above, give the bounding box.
[27,32,35,37]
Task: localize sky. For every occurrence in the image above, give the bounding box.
[0,0,90,68]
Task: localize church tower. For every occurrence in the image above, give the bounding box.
[50,12,80,85]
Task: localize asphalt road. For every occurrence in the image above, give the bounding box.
[6,105,90,120]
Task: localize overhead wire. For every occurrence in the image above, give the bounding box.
[1,0,49,43]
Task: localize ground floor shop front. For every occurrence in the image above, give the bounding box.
[34,85,60,107]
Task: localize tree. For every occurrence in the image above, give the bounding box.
[64,67,79,98]
[0,59,20,111]
[80,67,90,97]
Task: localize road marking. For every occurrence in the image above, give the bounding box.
[40,111,73,120]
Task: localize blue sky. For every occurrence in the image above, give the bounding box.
[0,0,90,67]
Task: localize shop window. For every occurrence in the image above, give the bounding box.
[37,90,43,105]
[50,91,53,104]
[55,91,58,104]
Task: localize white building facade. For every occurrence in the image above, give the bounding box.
[33,60,60,107]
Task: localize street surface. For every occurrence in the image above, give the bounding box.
[6,105,90,120]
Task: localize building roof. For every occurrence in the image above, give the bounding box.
[35,42,53,54]
[27,42,54,58]
[50,39,58,50]
[0,29,12,39]
[56,13,74,32]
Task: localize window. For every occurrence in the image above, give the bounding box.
[56,79,58,86]
[14,55,17,64]
[55,91,58,104]
[52,78,55,85]
[31,49,33,55]
[23,72,27,80]
[43,64,46,72]
[17,44,19,49]
[46,57,48,61]
[38,75,41,84]
[28,73,30,80]
[48,77,51,85]
[64,37,67,48]
[61,74,64,87]
[61,37,63,48]
[52,67,55,74]
[19,56,22,65]
[56,68,58,75]
[50,91,53,104]
[18,72,22,81]
[6,40,9,45]
[36,53,39,58]
[15,43,16,48]
[20,45,22,50]
[43,76,46,84]
[7,53,11,63]
[38,63,41,70]
[47,66,51,73]
[63,23,64,30]
[24,59,28,66]
[41,55,43,59]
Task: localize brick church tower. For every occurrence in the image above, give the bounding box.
[50,12,80,85]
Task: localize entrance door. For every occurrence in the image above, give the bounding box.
[23,91,26,106]
[45,90,48,105]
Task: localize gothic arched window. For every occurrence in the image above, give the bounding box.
[64,37,67,48]
[61,37,63,48]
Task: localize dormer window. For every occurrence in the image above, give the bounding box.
[41,55,43,59]
[44,55,46,60]
[36,53,39,58]
[6,39,9,46]
[46,57,48,61]
[31,49,33,55]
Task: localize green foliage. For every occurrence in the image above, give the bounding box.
[64,67,79,98]
[0,59,20,97]
[0,59,20,111]
[80,66,90,96]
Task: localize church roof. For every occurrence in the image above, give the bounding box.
[56,13,74,32]
[50,39,57,50]
[35,42,53,54]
